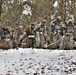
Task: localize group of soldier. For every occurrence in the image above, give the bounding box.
[50,16,75,49]
[0,16,76,49]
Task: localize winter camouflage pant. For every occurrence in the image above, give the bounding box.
[35,32,44,48]
[59,35,65,49]
[65,33,74,49]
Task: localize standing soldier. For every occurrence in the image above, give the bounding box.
[73,22,76,49]
[65,20,74,49]
[50,16,64,49]
[26,24,35,48]
[34,19,48,48]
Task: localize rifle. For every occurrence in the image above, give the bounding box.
[46,36,64,49]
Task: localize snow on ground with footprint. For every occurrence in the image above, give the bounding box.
[0,48,76,75]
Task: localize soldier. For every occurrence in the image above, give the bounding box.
[65,20,74,49]
[19,29,27,48]
[50,16,64,49]
[34,19,48,48]
[26,24,35,48]
[1,27,13,49]
[73,22,76,49]
[66,20,74,33]
[11,29,18,48]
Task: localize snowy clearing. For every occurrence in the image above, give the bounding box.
[0,48,76,75]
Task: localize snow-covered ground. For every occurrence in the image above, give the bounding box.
[0,48,76,75]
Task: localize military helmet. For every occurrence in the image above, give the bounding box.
[68,19,72,23]
[68,19,73,25]
[31,23,35,26]
[42,19,47,23]
[57,16,61,20]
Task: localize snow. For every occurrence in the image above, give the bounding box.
[0,48,76,75]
